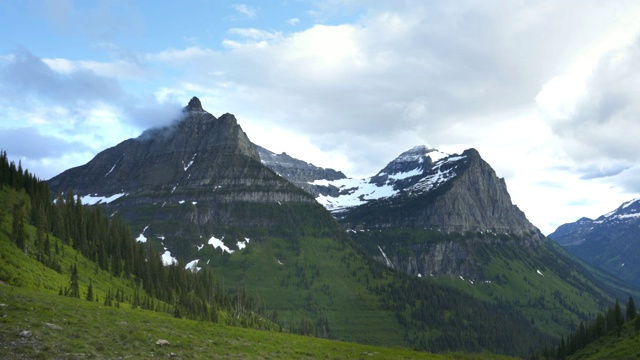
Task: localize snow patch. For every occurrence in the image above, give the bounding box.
[179,200,185,204]
[208,235,234,254]
[105,163,117,177]
[185,259,200,272]
[80,193,126,205]
[536,269,544,277]
[183,153,197,171]
[191,201,198,205]
[236,238,250,250]
[161,249,177,266]
[377,246,393,268]
[277,259,284,265]
[136,225,150,243]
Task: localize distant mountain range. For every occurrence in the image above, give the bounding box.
[549,198,640,288]
[46,96,637,355]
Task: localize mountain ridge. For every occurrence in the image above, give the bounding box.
[549,198,640,287]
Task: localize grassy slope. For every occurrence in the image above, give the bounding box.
[205,235,406,346]
[0,286,516,360]
[351,229,638,341]
[568,322,640,360]
[0,202,514,359]
[431,241,620,338]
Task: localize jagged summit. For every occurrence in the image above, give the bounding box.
[185,96,204,112]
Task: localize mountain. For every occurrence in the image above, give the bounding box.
[259,144,636,342]
[270,145,542,279]
[549,198,640,288]
[48,97,326,258]
[46,99,636,355]
[318,146,538,236]
[256,145,346,197]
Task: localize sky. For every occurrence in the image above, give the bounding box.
[1,0,640,234]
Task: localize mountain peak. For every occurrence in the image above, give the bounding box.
[185,96,204,112]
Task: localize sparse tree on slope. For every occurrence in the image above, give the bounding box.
[627,296,637,321]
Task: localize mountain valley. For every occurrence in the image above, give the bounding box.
[4,97,635,357]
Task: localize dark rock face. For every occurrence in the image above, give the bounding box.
[341,148,540,237]
[339,147,544,279]
[47,97,321,255]
[549,199,640,287]
[257,145,346,197]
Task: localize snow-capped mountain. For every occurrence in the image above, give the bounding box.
[549,198,640,287]
[311,145,454,212]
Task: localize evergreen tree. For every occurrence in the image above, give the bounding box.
[627,296,637,321]
[614,300,624,337]
[86,279,94,302]
[12,203,26,251]
[69,263,80,298]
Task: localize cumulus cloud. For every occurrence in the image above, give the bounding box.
[173,0,637,178]
[0,49,125,107]
[0,50,185,168]
[553,36,640,162]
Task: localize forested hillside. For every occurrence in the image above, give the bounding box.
[0,150,279,328]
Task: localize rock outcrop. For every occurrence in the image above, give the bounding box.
[257,145,346,197]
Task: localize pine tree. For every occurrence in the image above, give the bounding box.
[12,203,26,251]
[614,300,624,337]
[69,263,80,298]
[627,296,637,321]
[86,279,94,302]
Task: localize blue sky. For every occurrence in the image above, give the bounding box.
[2,0,640,234]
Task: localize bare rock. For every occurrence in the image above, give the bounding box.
[156,339,170,346]
[43,322,63,330]
[18,330,32,338]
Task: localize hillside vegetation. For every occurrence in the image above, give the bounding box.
[0,151,517,358]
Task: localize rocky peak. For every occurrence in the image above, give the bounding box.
[374,145,446,178]
[600,198,640,220]
[185,96,204,112]
[337,146,540,238]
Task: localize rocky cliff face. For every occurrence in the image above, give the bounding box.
[48,97,329,260]
[257,145,346,196]
[549,198,640,287]
[338,148,540,237]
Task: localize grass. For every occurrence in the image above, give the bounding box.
[568,322,640,360]
[0,285,516,359]
[207,235,407,346]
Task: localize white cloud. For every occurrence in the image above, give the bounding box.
[230,4,257,19]
[288,18,300,26]
[4,0,640,234]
